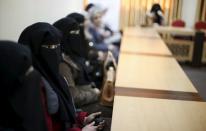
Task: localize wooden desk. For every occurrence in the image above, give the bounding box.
[121,36,172,56]
[124,27,161,38]
[115,54,197,93]
[155,26,195,36]
[111,96,206,131]
[154,26,195,62]
[111,27,205,131]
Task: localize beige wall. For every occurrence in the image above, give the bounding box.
[181,0,198,28]
[0,0,83,41]
[0,0,200,41]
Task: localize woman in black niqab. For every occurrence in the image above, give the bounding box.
[67,12,90,59]
[0,41,47,131]
[67,13,104,87]
[18,22,76,129]
[53,18,92,86]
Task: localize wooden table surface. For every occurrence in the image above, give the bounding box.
[115,53,197,93]
[111,27,205,131]
[155,26,195,35]
[111,96,206,131]
[121,36,172,56]
[124,27,161,38]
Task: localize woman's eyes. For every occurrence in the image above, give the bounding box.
[42,44,60,49]
[70,30,79,34]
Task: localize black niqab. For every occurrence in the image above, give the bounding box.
[0,41,47,131]
[54,18,92,85]
[53,17,85,58]
[67,13,89,58]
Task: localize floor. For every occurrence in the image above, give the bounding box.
[82,64,206,131]
[181,64,206,100]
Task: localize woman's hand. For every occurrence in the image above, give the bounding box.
[82,122,98,131]
[83,120,105,131]
[84,112,102,125]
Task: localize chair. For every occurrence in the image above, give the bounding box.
[171,19,191,40]
[172,19,186,27]
[195,21,206,30]
[194,21,206,40]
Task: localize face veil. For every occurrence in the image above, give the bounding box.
[67,13,89,58]
[18,22,63,75]
[53,17,85,58]
[40,43,62,75]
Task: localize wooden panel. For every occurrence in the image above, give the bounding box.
[115,54,197,93]
[124,27,161,38]
[111,96,206,131]
[121,36,172,56]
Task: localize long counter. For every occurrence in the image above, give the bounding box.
[111,27,206,131]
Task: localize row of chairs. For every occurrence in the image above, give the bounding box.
[172,20,206,30]
[160,20,206,64]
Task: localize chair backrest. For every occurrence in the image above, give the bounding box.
[172,19,185,27]
[195,21,206,30]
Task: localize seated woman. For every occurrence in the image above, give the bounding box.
[89,4,122,47]
[18,23,104,131]
[53,18,100,107]
[146,3,165,26]
[67,12,104,89]
[0,41,48,131]
[67,13,90,59]
[87,7,120,61]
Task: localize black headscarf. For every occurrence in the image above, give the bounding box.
[151,3,162,12]
[54,18,92,85]
[53,17,84,58]
[67,13,89,58]
[67,13,85,24]
[0,41,47,131]
[18,22,76,128]
[85,3,94,12]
